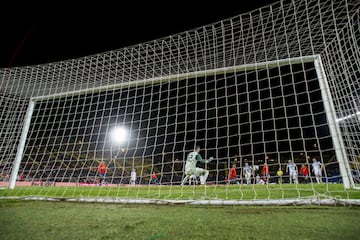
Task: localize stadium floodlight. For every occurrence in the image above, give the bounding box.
[110,127,128,144]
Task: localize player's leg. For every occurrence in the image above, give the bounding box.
[201,170,209,185]
[195,168,209,185]
[181,175,189,185]
[189,175,196,185]
[182,168,194,186]
[199,175,203,184]
[99,173,104,185]
[181,174,190,185]
[314,169,320,183]
[246,174,251,184]
[289,172,293,184]
[294,173,298,184]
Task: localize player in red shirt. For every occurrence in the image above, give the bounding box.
[299,164,309,183]
[150,172,159,184]
[228,164,239,184]
[98,161,107,185]
[262,163,270,184]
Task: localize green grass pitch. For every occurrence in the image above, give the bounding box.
[0,199,360,240]
[1,184,360,239]
[1,184,360,200]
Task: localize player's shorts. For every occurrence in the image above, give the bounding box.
[245,173,251,179]
[99,173,105,177]
[289,171,297,179]
[314,169,322,176]
[185,167,204,177]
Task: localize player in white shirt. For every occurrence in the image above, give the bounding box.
[243,162,252,185]
[181,146,213,185]
[130,168,136,185]
[286,160,298,184]
[312,158,323,184]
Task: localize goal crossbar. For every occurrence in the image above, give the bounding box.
[31,55,319,102]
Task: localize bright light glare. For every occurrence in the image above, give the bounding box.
[111,127,128,143]
[336,111,360,122]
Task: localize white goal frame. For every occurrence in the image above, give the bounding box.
[8,54,355,190]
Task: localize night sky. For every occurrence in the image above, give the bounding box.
[0,0,276,68]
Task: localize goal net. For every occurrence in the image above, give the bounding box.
[0,0,359,205]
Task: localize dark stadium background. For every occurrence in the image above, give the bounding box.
[1,1,276,68]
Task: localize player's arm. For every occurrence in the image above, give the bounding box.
[196,154,212,163]
[196,154,206,163]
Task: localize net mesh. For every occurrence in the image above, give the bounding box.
[0,0,359,204]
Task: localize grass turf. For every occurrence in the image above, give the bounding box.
[1,184,360,201]
[0,199,360,240]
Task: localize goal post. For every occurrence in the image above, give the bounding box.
[8,100,35,189]
[313,56,354,189]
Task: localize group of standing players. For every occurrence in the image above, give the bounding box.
[228,157,324,185]
[181,146,325,185]
[96,146,325,186]
[284,158,324,184]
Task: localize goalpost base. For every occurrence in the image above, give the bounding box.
[2,196,360,206]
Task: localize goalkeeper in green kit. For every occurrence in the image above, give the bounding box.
[181,146,213,185]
